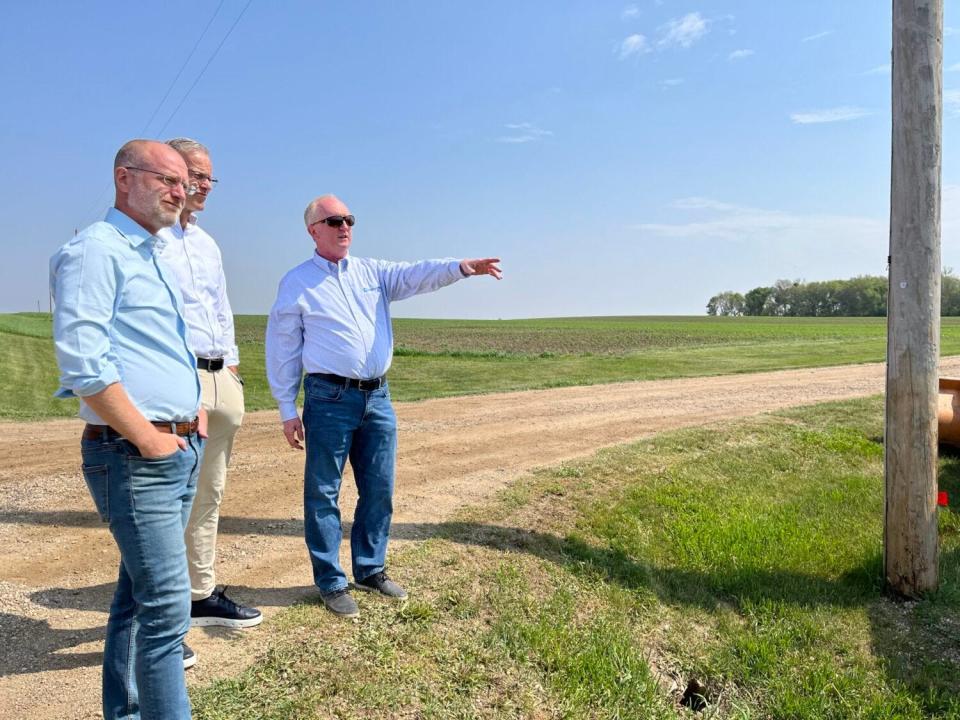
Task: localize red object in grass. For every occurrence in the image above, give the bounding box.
[939,491,949,507]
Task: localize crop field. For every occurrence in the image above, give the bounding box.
[389,315,913,355]
[7,312,960,420]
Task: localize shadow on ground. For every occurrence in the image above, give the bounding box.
[4,512,957,710]
[0,612,102,676]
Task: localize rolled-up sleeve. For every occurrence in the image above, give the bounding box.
[378,258,463,302]
[50,238,122,398]
[265,281,305,421]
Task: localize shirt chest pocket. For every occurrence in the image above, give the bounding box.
[355,285,383,318]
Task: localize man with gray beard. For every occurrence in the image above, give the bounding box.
[50,139,206,719]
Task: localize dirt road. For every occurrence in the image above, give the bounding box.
[2,360,956,719]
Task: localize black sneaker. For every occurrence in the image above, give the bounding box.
[354,571,408,600]
[191,587,263,629]
[183,643,197,670]
[320,588,360,618]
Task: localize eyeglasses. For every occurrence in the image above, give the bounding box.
[311,214,356,228]
[124,166,198,196]
[188,169,219,186]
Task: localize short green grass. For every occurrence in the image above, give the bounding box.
[9,312,960,420]
[191,397,959,719]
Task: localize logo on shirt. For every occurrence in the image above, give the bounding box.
[362,285,381,293]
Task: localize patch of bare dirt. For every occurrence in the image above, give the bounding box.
[1,360,956,718]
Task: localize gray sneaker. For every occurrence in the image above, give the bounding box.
[320,588,360,618]
[354,571,408,600]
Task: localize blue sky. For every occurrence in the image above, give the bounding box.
[2,1,960,317]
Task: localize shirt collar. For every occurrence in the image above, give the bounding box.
[311,251,350,273]
[153,213,198,252]
[105,207,156,249]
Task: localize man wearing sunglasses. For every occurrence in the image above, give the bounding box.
[50,140,205,719]
[266,194,501,618]
[156,138,262,670]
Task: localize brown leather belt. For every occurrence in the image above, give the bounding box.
[83,419,199,441]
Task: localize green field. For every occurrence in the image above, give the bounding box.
[7,312,960,420]
[191,397,960,719]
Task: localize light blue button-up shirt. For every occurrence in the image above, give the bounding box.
[266,254,463,421]
[50,208,202,425]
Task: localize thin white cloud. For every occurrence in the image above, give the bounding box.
[948,63,960,72]
[637,195,960,293]
[660,77,684,88]
[636,198,884,246]
[863,64,891,75]
[658,12,710,49]
[790,106,871,124]
[728,49,754,61]
[947,27,958,37]
[672,197,740,211]
[945,90,960,118]
[634,198,889,285]
[618,33,651,59]
[495,122,554,144]
[802,30,833,42]
[621,5,640,20]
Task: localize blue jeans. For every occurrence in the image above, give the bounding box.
[81,433,202,720]
[302,375,397,593]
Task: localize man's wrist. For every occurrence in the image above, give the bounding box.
[279,402,299,422]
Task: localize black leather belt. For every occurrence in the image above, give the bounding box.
[83,418,200,441]
[309,373,385,391]
[197,357,225,371]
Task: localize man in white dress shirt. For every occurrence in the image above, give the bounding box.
[157,139,261,664]
[265,194,501,618]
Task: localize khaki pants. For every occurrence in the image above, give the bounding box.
[186,367,245,600]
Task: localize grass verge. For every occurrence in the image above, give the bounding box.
[191,397,960,719]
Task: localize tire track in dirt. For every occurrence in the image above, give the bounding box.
[3,359,957,719]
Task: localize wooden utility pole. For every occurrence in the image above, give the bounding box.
[885,0,943,597]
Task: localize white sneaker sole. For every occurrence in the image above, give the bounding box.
[190,614,263,629]
[183,652,197,670]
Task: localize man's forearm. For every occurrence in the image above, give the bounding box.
[82,383,163,448]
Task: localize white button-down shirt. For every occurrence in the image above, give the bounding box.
[266,254,463,421]
[156,215,239,366]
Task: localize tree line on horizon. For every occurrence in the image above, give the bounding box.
[706,272,960,317]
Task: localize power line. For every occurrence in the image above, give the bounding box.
[78,0,253,227]
[138,0,228,138]
[156,0,255,137]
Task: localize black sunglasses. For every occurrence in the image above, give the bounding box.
[312,214,356,228]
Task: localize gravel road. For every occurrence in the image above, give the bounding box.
[3,360,957,719]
